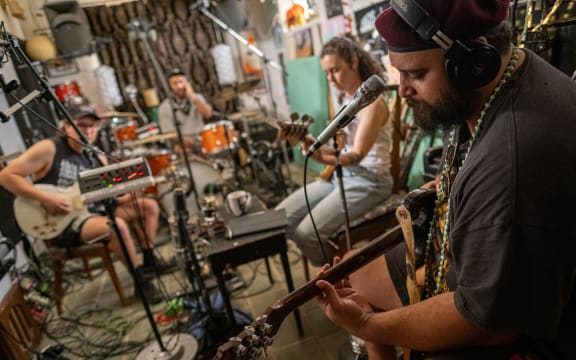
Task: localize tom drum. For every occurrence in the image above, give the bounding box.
[198,120,238,156]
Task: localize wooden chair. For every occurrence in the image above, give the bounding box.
[0,280,41,360]
[47,235,129,314]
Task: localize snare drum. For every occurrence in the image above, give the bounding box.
[145,150,171,194]
[199,120,238,156]
[113,121,138,144]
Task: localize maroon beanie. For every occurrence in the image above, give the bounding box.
[375,0,509,52]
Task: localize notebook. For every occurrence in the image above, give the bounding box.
[225,209,286,240]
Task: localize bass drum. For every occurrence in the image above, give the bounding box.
[157,157,223,217]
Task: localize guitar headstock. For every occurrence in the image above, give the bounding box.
[278,112,315,146]
[214,314,276,360]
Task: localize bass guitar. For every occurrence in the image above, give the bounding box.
[214,188,435,360]
[13,183,89,240]
[276,112,314,147]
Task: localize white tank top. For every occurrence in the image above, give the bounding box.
[342,95,392,175]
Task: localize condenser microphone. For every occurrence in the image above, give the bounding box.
[306,74,386,157]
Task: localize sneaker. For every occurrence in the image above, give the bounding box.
[141,256,180,279]
[136,281,164,305]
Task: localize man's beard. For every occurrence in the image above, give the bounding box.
[407,82,476,134]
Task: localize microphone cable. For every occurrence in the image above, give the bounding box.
[302,155,329,266]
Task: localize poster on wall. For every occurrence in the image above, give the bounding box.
[354,1,390,36]
[321,15,347,42]
[324,0,344,19]
[285,28,314,60]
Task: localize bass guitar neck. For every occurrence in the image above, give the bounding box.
[214,188,436,360]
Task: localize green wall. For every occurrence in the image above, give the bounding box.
[286,56,330,173]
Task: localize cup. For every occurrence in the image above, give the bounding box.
[225,190,252,216]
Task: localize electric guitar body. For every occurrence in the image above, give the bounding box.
[14,183,89,240]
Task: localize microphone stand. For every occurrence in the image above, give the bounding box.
[1,31,188,358]
[222,125,242,187]
[192,2,295,192]
[128,19,201,211]
[173,189,214,317]
[331,135,352,251]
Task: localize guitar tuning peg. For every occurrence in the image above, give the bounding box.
[290,112,299,122]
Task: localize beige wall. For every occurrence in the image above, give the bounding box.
[0,4,25,39]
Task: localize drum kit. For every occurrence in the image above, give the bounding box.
[96,109,275,218]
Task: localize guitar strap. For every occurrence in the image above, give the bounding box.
[396,205,420,360]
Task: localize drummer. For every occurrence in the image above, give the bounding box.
[158,68,213,154]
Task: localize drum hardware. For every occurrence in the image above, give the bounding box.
[124,84,150,124]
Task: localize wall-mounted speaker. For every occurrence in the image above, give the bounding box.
[43,0,94,57]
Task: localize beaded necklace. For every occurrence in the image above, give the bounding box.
[423,47,520,298]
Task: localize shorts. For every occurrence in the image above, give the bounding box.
[52,213,99,248]
[385,242,410,306]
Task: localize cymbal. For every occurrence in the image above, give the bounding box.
[122,133,178,147]
[212,79,261,102]
[227,109,263,121]
[100,112,139,119]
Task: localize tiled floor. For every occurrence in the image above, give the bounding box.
[33,163,353,360]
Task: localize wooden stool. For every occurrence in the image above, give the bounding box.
[48,239,129,314]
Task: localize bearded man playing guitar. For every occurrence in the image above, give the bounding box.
[275,36,394,267]
[0,105,175,304]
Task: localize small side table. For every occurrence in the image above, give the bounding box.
[206,226,303,335]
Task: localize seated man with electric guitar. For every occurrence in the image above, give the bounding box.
[0,105,175,304]
[275,36,394,267]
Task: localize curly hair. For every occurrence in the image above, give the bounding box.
[320,36,384,82]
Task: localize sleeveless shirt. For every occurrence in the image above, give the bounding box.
[342,95,392,175]
[35,137,92,188]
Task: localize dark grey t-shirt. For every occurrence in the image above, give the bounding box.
[448,50,576,355]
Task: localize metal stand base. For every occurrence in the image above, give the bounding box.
[136,333,198,360]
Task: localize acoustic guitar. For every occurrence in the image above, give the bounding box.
[13,183,89,240]
[214,188,435,360]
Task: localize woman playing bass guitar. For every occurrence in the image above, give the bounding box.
[275,35,394,267]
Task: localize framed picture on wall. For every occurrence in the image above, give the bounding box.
[285,28,314,60]
[325,0,343,19]
[354,1,390,36]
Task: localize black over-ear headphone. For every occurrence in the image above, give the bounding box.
[390,0,501,89]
